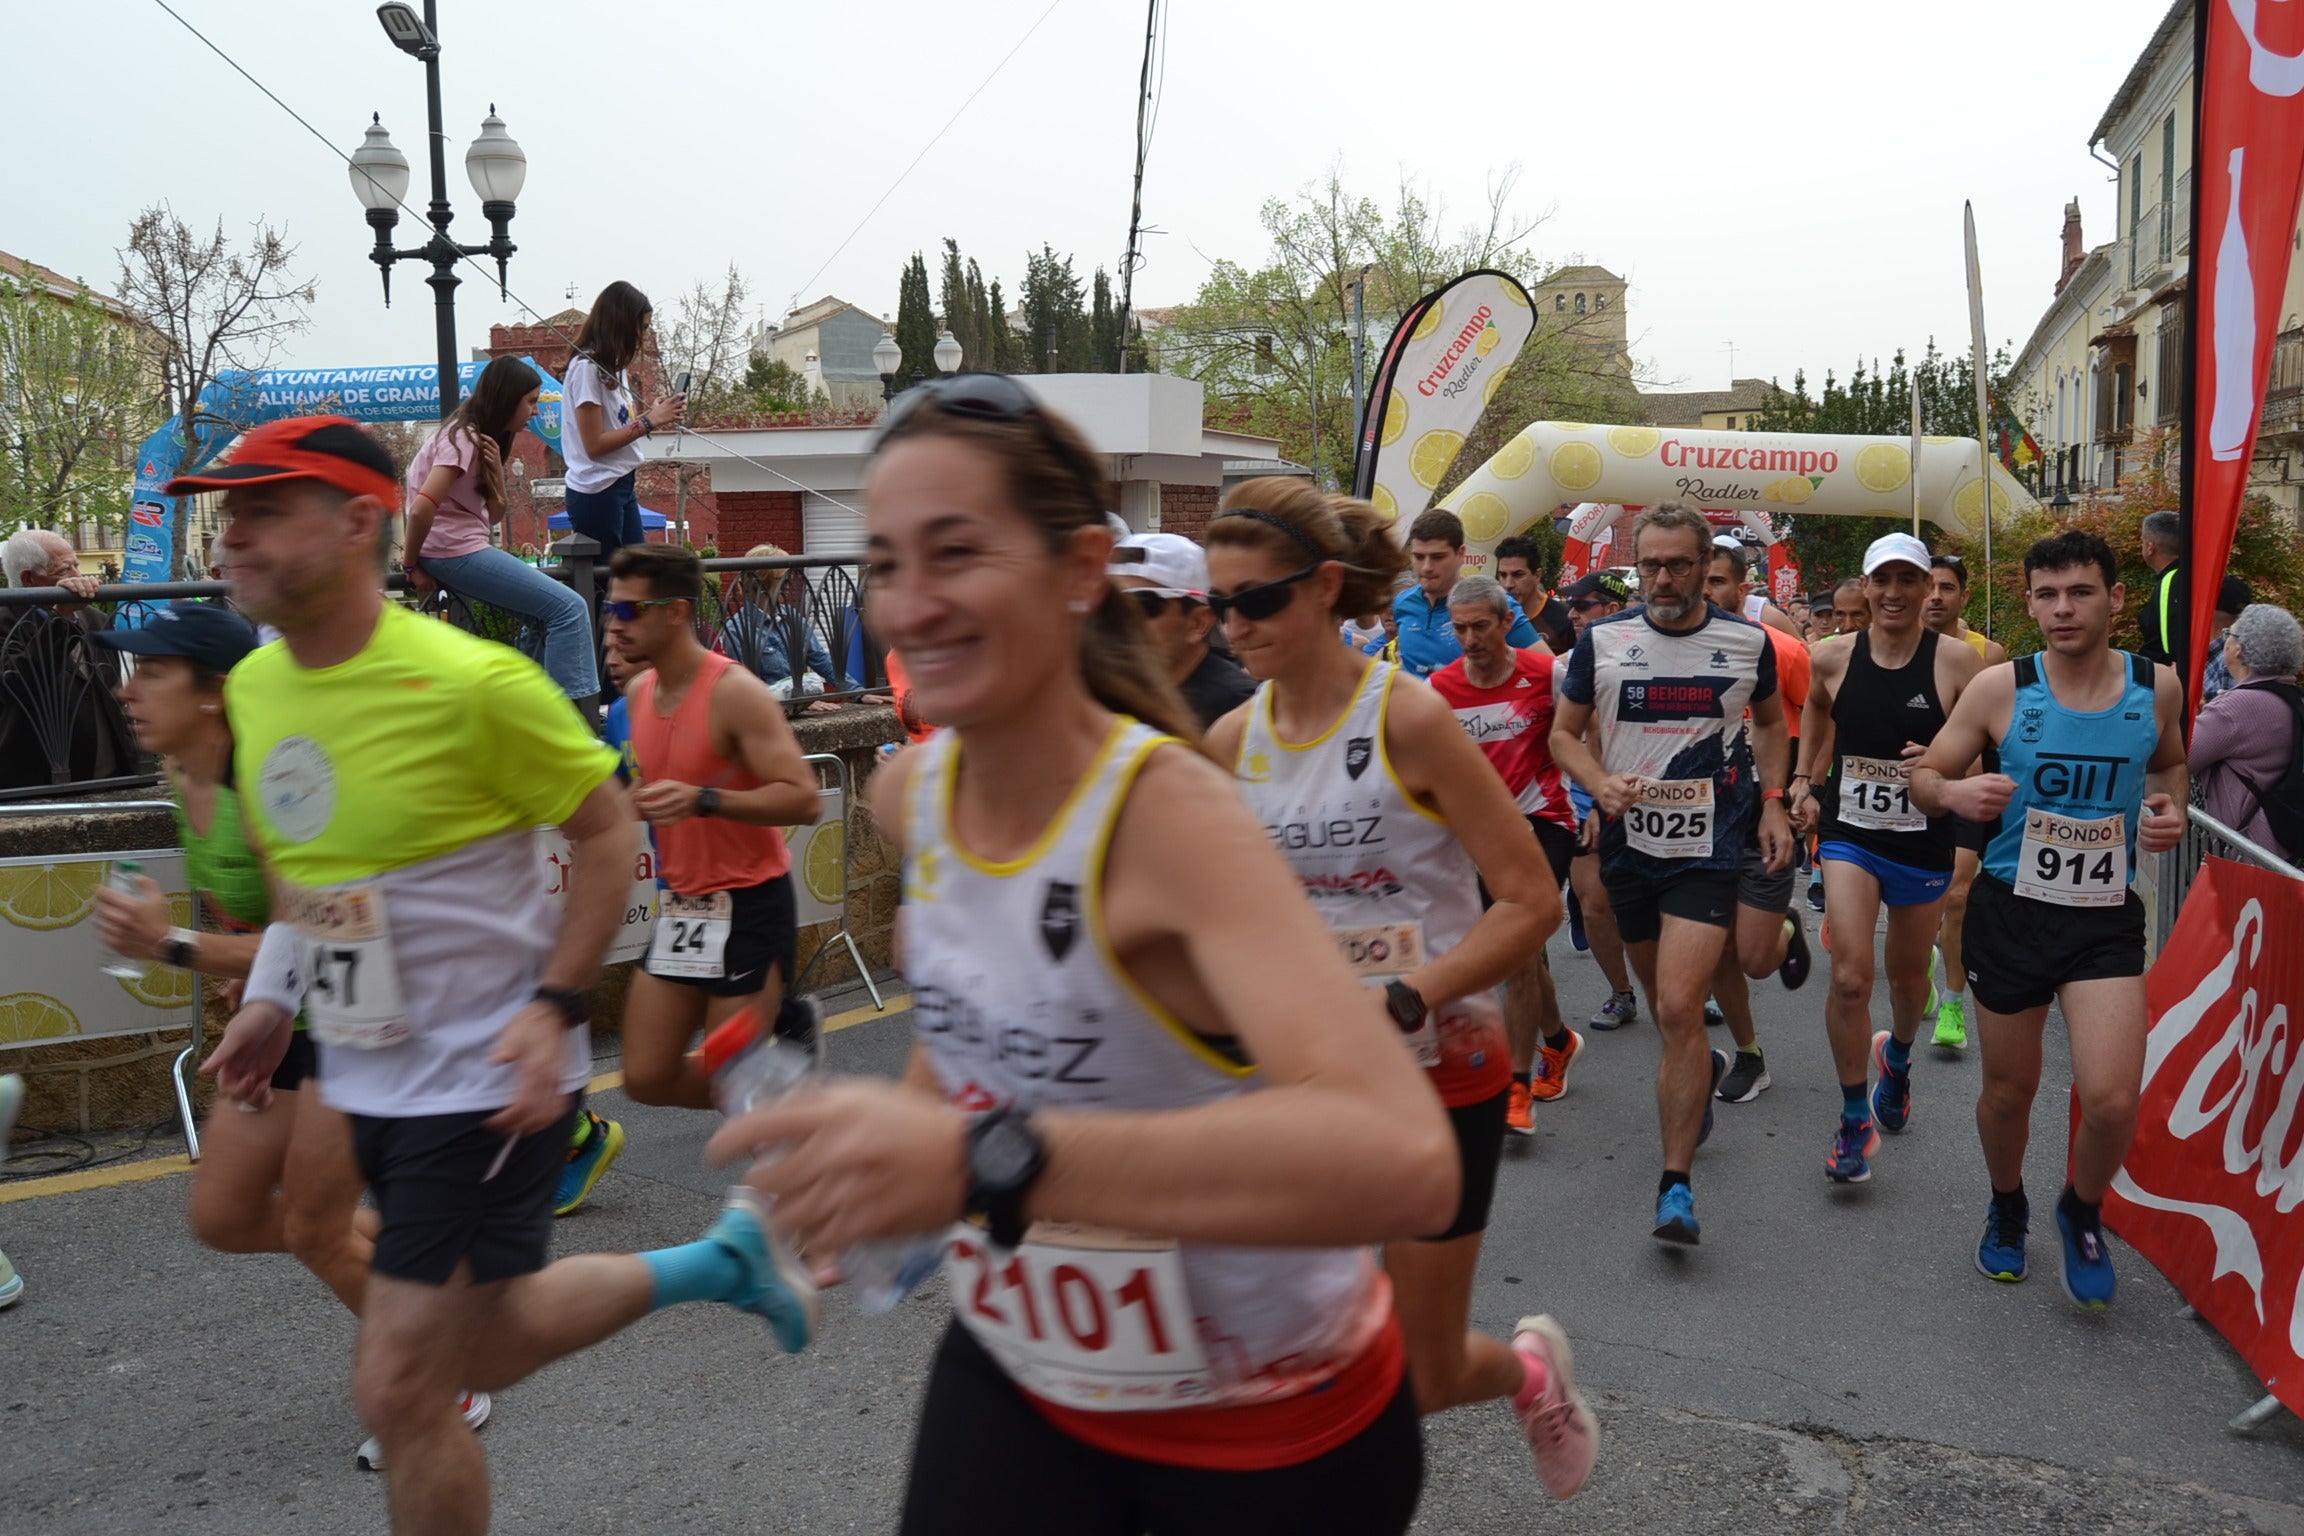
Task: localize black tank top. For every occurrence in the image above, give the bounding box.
[1820,629,1954,870]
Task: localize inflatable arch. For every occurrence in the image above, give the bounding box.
[124,360,563,584]
[1429,421,2039,605]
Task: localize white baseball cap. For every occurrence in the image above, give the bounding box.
[1861,531,1933,576]
[1109,532,1208,598]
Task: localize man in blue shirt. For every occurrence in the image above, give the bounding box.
[1391,507,1538,676]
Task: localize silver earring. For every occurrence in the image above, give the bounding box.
[202,703,221,714]
[1068,598,1091,614]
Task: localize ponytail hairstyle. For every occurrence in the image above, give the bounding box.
[1204,476,1410,620]
[571,280,653,387]
[869,383,1200,742]
[443,356,541,504]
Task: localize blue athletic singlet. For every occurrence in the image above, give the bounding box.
[1984,652,2159,898]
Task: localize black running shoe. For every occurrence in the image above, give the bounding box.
[1778,909,1812,991]
[1716,1049,1771,1103]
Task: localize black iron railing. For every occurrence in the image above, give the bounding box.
[0,543,884,796]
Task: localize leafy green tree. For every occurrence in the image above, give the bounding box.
[938,239,983,370]
[1746,341,2015,592]
[0,273,164,541]
[1018,246,1092,373]
[739,355,815,413]
[987,278,1020,372]
[894,252,938,384]
[1163,165,1642,489]
[1090,268,1118,372]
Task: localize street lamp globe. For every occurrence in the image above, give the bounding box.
[933,329,963,375]
[465,107,527,204]
[872,331,903,379]
[349,114,411,211]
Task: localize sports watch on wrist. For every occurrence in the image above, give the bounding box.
[161,928,198,972]
[966,1108,1048,1250]
[695,787,721,818]
[533,985,590,1029]
[1383,978,1428,1034]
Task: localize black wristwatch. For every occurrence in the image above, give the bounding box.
[161,930,198,972]
[695,787,721,818]
[533,985,590,1029]
[966,1108,1048,1250]
[1383,979,1428,1034]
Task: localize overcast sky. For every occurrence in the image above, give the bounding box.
[9,0,2174,396]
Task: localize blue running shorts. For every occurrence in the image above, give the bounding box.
[1819,841,1952,909]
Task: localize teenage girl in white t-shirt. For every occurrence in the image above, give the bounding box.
[561,281,684,554]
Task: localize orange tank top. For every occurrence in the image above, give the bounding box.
[629,651,791,894]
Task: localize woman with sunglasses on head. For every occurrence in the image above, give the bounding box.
[1199,480,1599,1504]
[705,374,1458,1535]
[405,355,599,700]
[91,602,496,1464]
[561,280,685,556]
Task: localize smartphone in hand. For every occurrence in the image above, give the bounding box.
[673,371,694,397]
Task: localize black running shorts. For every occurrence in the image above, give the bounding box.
[1736,840,1795,915]
[1424,1088,1508,1242]
[899,1324,1424,1536]
[271,1031,318,1092]
[1478,818,1579,909]
[350,1105,578,1285]
[1961,873,2145,1016]
[1601,866,1737,947]
[643,874,799,1000]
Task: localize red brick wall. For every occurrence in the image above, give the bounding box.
[1161,484,1219,542]
[717,491,804,555]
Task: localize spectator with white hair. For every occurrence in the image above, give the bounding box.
[2189,602,2304,861]
[1,527,140,788]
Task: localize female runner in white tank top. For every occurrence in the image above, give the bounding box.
[1202,480,1601,1503]
[707,379,1458,1535]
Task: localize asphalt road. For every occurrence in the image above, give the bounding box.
[4,931,2300,1535]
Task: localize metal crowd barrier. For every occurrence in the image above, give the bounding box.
[2138,803,2302,1434]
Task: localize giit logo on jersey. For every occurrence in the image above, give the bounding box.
[2031,753,2127,803]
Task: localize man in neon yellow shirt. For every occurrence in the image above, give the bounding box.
[189,418,814,1533]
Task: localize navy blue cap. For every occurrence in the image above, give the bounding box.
[91,601,260,674]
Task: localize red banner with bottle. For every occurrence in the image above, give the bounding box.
[2105,857,2304,1412]
[2183,0,2304,713]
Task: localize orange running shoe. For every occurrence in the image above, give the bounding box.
[1530,1029,1584,1102]
[1506,1079,1537,1136]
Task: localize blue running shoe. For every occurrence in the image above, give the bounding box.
[1652,1183,1700,1245]
[555,1110,626,1216]
[2055,1205,2115,1310]
[1870,1031,1912,1134]
[1976,1197,2029,1282]
[1703,995,1726,1028]
[1697,1049,1729,1147]
[710,1189,820,1353]
[1825,1116,1878,1183]
[1567,887,1589,953]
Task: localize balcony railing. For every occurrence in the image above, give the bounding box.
[0,549,885,799]
[2263,327,2304,436]
[2175,169,2193,254]
[2131,202,2172,289]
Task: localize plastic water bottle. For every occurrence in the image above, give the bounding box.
[98,861,147,980]
[698,1010,943,1314]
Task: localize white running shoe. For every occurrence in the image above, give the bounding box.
[357,1391,492,1471]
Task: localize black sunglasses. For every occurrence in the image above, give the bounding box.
[878,372,1106,508]
[1126,589,1191,620]
[1207,564,1322,623]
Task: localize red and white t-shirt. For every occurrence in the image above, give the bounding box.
[1429,647,1574,830]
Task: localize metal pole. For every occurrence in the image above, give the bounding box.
[422,0,461,419]
[1351,272,1368,446]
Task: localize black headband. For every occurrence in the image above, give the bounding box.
[1215,508,1325,563]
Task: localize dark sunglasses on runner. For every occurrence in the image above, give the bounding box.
[1126,589,1195,620]
[1206,564,1323,623]
[877,372,1107,508]
[602,597,681,622]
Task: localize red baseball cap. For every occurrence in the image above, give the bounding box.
[163,415,400,504]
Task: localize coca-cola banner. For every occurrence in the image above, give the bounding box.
[1353,270,1536,534]
[2107,857,2304,1412]
[2183,0,2304,713]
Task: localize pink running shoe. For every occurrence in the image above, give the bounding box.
[1511,1315,1600,1499]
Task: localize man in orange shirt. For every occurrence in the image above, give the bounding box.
[1704,543,1813,1105]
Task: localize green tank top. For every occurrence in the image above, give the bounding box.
[175,778,269,934]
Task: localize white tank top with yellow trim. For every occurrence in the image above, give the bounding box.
[900,717,1380,1409]
[1234,660,1505,1106]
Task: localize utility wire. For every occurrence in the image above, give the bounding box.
[143,0,903,515]
[784,0,1068,310]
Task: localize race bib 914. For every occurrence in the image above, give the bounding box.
[2013,809,2128,908]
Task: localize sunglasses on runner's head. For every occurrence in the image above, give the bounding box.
[602,597,681,622]
[877,372,1106,507]
[1206,564,1323,623]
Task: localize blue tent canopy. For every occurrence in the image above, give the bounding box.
[548,507,670,531]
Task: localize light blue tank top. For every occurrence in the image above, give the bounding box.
[1984,651,2159,890]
